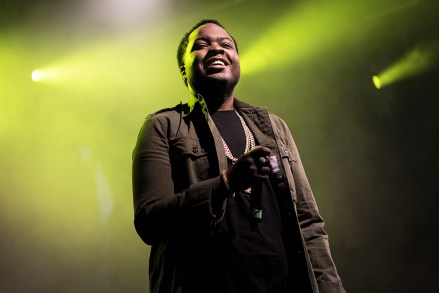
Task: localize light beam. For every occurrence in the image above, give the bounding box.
[373,43,437,89]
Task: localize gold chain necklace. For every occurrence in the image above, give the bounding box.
[220,111,255,163]
[220,111,255,193]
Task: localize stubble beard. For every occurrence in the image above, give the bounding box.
[192,69,240,100]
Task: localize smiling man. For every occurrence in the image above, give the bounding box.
[132,19,345,293]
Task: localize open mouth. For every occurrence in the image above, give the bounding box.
[204,58,228,69]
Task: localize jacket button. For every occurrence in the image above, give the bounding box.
[192,146,198,153]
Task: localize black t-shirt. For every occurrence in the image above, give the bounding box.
[204,110,289,293]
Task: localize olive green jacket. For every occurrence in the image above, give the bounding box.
[132,97,345,293]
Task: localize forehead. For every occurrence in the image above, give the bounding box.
[188,23,232,43]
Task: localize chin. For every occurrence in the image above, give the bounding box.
[207,72,239,83]
[191,71,239,91]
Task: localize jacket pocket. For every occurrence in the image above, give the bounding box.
[170,137,210,183]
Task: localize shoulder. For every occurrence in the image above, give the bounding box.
[268,112,291,134]
[267,111,285,123]
[135,103,185,136]
[142,102,188,126]
[149,102,186,118]
[236,98,285,124]
[235,98,292,135]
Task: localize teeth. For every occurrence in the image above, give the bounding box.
[211,60,225,66]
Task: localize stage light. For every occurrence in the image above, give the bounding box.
[372,76,381,89]
[240,0,421,76]
[372,44,436,89]
[31,69,44,82]
[31,68,62,83]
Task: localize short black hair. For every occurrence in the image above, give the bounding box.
[177,19,239,86]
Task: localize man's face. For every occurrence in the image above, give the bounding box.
[183,23,240,93]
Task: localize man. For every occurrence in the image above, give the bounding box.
[132,19,345,293]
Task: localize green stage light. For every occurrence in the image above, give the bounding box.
[32,69,43,82]
[240,0,423,77]
[240,0,380,76]
[373,44,436,89]
[372,76,381,89]
[31,68,62,83]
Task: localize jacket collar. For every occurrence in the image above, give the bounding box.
[183,93,267,119]
[183,93,209,121]
[183,94,275,144]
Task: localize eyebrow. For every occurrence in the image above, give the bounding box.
[195,36,233,43]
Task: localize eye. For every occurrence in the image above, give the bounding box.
[222,43,233,49]
[194,42,208,50]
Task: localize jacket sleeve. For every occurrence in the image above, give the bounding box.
[132,113,218,245]
[271,115,345,293]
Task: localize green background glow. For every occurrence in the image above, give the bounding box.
[1,0,438,292]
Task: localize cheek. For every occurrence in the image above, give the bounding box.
[188,54,204,72]
[228,52,240,66]
[234,57,240,68]
[184,51,200,67]
[232,57,241,73]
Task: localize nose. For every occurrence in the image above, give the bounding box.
[209,42,224,54]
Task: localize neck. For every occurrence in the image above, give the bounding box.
[190,86,235,113]
[207,94,234,113]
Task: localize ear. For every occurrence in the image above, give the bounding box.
[180,65,188,85]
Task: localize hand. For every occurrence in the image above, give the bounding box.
[227,146,271,192]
